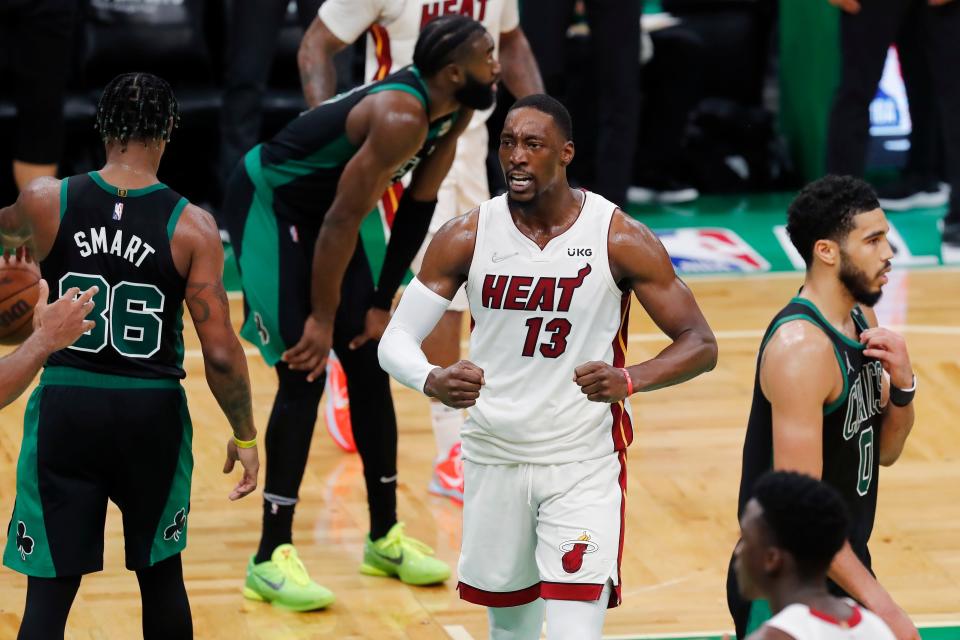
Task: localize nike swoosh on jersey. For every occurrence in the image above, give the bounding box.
[491,252,519,263]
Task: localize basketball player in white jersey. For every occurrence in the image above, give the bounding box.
[378,94,717,638]
[299,0,543,501]
[734,471,895,640]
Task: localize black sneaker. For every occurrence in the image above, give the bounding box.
[877,175,949,211]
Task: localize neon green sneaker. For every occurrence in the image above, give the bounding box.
[242,544,335,611]
[360,522,451,586]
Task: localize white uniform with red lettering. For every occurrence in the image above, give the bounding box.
[455,190,633,608]
[319,0,519,310]
[764,601,895,639]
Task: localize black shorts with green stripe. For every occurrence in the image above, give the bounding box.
[3,367,193,578]
[222,156,381,366]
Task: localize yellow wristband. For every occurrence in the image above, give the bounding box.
[233,436,257,449]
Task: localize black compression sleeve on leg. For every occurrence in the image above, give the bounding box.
[18,575,81,640]
[256,363,325,562]
[136,554,192,640]
[371,192,437,310]
[335,340,398,540]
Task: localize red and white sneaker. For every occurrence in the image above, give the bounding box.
[324,350,356,453]
[428,442,463,503]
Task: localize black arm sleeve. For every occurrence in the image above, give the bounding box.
[370,191,437,310]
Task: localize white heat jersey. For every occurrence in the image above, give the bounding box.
[319,0,518,130]
[462,191,634,465]
[765,602,895,640]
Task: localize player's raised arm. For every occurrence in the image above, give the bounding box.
[858,305,916,466]
[378,209,482,408]
[175,203,259,500]
[576,211,716,402]
[280,92,427,380]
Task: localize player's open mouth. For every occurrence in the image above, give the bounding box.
[508,173,533,190]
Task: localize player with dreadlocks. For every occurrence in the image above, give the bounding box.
[221,15,498,610]
[0,72,260,639]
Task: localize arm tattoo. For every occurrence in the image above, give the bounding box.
[186,279,231,326]
[220,373,254,436]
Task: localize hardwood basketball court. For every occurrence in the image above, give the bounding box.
[1,267,958,639]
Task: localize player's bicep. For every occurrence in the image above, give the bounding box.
[180,209,234,341]
[761,328,836,477]
[332,109,425,223]
[618,216,711,340]
[416,211,477,300]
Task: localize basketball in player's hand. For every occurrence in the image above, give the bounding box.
[0,258,41,345]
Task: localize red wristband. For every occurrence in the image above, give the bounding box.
[620,368,633,396]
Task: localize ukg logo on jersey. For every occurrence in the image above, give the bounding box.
[656,228,771,274]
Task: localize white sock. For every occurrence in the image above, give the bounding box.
[544,581,611,640]
[488,599,545,640]
[430,401,463,463]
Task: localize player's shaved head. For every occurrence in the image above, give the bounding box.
[508,94,573,142]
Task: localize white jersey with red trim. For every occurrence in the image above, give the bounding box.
[319,0,518,128]
[462,191,633,465]
[765,601,895,640]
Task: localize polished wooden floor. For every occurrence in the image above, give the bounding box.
[1,268,958,639]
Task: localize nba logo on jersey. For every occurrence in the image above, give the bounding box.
[112,202,123,221]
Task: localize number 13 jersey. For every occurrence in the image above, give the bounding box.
[463,191,633,465]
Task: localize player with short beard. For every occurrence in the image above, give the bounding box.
[727,175,919,640]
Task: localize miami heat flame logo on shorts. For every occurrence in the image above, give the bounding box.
[559,532,598,573]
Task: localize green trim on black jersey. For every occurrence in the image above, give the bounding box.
[790,297,865,350]
[260,135,358,189]
[368,83,427,107]
[173,304,185,370]
[58,177,69,221]
[759,313,850,416]
[149,388,193,565]
[852,305,871,332]
[39,366,181,389]
[167,197,188,241]
[88,171,168,197]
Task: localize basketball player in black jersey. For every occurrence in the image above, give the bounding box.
[0,73,259,640]
[222,16,499,607]
[727,176,918,640]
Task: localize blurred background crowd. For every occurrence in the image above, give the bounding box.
[1,0,957,250]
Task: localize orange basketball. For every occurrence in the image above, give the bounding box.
[0,259,41,345]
